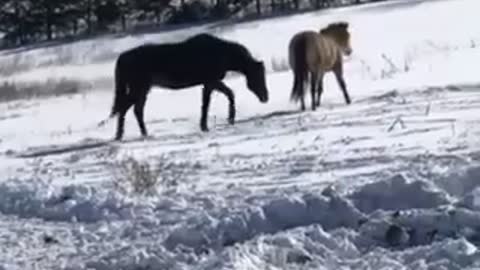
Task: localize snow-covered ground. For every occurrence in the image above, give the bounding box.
[1,0,480,269]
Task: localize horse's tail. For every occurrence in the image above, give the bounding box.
[289,35,308,103]
[110,57,127,118]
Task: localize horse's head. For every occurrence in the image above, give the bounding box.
[246,60,269,103]
[321,22,352,56]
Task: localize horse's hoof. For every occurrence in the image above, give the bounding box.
[228,118,235,125]
[201,126,209,132]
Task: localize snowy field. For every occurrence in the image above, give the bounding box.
[1,0,480,269]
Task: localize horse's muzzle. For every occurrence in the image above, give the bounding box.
[260,93,269,103]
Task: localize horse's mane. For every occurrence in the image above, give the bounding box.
[227,39,257,66]
[191,33,254,60]
[320,22,349,35]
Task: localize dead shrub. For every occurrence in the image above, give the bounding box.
[109,154,181,196]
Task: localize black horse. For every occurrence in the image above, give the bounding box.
[109,33,269,140]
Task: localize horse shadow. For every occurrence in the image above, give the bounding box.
[234,109,301,125]
[10,109,304,160]
[11,139,112,159]
[10,132,183,159]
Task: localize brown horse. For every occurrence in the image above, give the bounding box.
[288,22,352,111]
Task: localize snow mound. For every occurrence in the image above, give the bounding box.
[458,187,480,211]
[0,180,147,222]
[197,225,480,270]
[82,246,188,270]
[164,191,366,253]
[348,174,452,214]
[26,162,480,270]
[435,165,480,197]
[162,168,480,269]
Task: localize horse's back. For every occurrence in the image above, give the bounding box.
[314,34,340,70]
[289,30,339,72]
[183,33,225,46]
[288,31,317,68]
[115,33,241,88]
[118,33,235,69]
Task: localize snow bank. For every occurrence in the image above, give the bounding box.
[435,165,480,197]
[82,246,188,270]
[0,180,157,222]
[2,159,478,269]
[164,191,366,253]
[458,187,480,211]
[196,225,480,270]
[158,170,480,270]
[348,173,453,214]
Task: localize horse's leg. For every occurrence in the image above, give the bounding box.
[300,74,306,111]
[316,72,324,107]
[296,73,305,111]
[300,97,306,111]
[115,98,134,141]
[200,84,214,132]
[310,71,318,111]
[133,91,148,138]
[333,63,352,105]
[214,81,235,125]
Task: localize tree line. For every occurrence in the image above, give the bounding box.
[0,0,381,47]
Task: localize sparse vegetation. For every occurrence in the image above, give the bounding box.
[271,57,289,72]
[0,78,86,102]
[380,53,400,79]
[108,154,182,196]
[0,53,35,76]
[387,116,406,132]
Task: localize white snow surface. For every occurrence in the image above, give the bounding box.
[1,0,480,269]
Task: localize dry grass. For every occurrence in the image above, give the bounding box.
[108,154,182,196]
[0,78,90,102]
[271,57,290,73]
